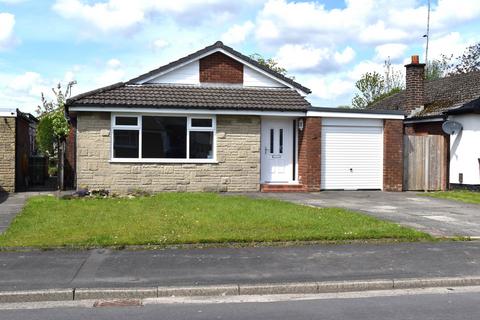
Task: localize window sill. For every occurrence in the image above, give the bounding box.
[109,158,218,164]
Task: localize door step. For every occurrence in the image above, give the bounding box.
[260,184,307,192]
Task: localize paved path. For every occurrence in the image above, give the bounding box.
[4,288,479,320]
[0,192,53,233]
[252,191,480,237]
[0,241,479,291]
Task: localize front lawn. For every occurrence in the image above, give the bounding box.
[0,193,432,248]
[421,190,480,205]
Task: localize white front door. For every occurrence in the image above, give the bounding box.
[261,118,295,183]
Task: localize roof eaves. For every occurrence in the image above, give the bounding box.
[67,82,125,105]
[308,106,405,115]
[67,103,309,112]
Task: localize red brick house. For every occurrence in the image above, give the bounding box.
[66,41,405,193]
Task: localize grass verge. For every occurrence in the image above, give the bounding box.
[0,193,433,248]
[420,190,480,205]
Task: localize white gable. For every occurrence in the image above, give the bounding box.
[136,47,307,94]
[243,65,286,88]
[146,61,199,85]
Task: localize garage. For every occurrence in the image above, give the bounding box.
[321,118,384,190]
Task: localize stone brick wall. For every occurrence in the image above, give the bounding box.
[76,112,260,193]
[0,117,16,193]
[65,117,77,189]
[383,119,404,191]
[200,52,243,84]
[297,117,321,191]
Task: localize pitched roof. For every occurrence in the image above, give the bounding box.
[369,71,480,117]
[67,83,311,111]
[446,96,480,115]
[127,41,311,94]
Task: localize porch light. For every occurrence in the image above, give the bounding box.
[298,119,304,131]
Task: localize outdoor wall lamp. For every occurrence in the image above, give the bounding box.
[298,118,304,131]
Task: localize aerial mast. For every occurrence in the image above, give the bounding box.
[424,0,431,64]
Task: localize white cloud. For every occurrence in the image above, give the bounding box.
[255,0,480,49]
[0,12,15,50]
[221,21,255,45]
[275,44,355,74]
[52,0,258,34]
[96,59,125,86]
[106,58,121,69]
[427,32,476,60]
[7,72,48,96]
[305,77,354,102]
[151,39,169,51]
[358,21,409,44]
[374,43,408,62]
[334,46,355,64]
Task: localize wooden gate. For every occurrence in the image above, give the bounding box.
[403,135,446,191]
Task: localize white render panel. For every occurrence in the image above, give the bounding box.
[321,122,383,190]
[147,61,199,84]
[449,114,480,185]
[244,65,286,88]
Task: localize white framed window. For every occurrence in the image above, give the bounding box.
[111,114,216,163]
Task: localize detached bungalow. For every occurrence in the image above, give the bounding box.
[66,41,404,193]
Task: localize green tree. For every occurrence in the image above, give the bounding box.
[451,42,480,74]
[352,58,404,109]
[36,81,76,189]
[249,53,294,80]
[352,71,385,109]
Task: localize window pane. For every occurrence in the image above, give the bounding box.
[191,118,212,127]
[189,131,213,159]
[142,116,187,158]
[269,129,274,153]
[279,128,283,153]
[113,130,139,158]
[115,117,137,126]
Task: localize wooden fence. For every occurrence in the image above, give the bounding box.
[403,135,446,191]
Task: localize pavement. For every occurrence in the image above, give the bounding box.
[252,191,480,237]
[1,241,480,292]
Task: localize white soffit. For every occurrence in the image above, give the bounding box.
[307,110,404,120]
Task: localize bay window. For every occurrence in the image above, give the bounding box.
[111,115,216,162]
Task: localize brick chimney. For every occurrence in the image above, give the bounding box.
[404,55,425,115]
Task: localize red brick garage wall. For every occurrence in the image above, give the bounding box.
[297,117,321,191]
[383,119,404,191]
[199,52,243,84]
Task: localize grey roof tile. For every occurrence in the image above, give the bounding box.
[369,70,480,117]
[67,84,311,111]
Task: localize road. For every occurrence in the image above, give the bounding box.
[1,287,480,319]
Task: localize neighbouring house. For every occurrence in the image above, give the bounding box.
[0,108,38,193]
[445,98,480,189]
[66,41,405,193]
[371,55,480,191]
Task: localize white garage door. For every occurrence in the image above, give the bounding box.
[321,118,383,190]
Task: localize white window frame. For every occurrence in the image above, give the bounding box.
[110,114,217,163]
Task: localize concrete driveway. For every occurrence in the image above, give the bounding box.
[254,191,480,237]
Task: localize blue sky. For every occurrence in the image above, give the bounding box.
[1,0,480,113]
